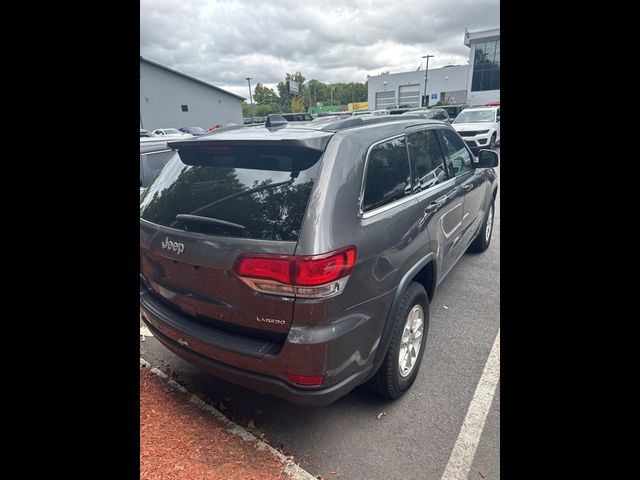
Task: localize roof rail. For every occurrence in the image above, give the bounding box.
[319,115,432,132]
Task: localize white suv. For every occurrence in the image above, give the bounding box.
[452,106,500,152]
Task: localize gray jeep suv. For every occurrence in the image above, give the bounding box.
[139,115,498,406]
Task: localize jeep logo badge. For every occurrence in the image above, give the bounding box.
[161,236,185,255]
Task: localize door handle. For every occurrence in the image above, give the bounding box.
[447,187,461,198]
[462,184,473,193]
[425,198,446,213]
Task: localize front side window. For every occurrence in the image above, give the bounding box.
[406,129,449,191]
[439,130,473,177]
[362,137,411,212]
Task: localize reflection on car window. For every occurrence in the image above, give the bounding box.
[407,130,448,191]
[363,137,411,212]
[140,148,321,241]
[439,130,473,177]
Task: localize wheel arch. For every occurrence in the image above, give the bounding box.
[369,253,437,369]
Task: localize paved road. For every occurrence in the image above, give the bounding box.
[140,151,500,480]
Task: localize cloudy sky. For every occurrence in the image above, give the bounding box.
[140,0,499,99]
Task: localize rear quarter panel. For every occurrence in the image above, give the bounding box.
[294,126,437,376]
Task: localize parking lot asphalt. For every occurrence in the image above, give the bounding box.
[140,149,500,480]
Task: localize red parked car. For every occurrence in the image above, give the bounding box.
[208,121,237,132]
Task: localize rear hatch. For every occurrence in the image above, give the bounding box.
[140,127,333,343]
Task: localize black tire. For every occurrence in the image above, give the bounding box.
[489,134,497,149]
[469,200,495,253]
[367,282,429,399]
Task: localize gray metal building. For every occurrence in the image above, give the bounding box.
[367,65,470,110]
[140,57,244,131]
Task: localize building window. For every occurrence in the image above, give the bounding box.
[181,105,188,112]
[471,40,500,92]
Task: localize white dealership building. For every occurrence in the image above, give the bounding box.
[367,27,500,109]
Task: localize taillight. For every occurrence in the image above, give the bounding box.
[233,246,357,298]
[293,247,357,286]
[233,254,291,284]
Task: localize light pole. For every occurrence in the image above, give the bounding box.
[422,55,434,107]
[245,77,254,116]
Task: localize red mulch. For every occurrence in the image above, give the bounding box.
[140,367,289,480]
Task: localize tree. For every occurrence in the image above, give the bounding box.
[291,97,305,113]
[269,72,368,113]
[253,83,279,105]
[242,100,285,118]
[277,71,308,110]
[241,101,252,117]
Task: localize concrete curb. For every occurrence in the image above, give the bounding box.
[140,357,317,480]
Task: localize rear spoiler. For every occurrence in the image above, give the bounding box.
[168,134,332,153]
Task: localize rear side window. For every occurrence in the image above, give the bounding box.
[139,145,323,241]
[362,137,411,212]
[406,130,449,191]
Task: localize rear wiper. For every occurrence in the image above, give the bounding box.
[185,176,297,217]
[174,214,245,230]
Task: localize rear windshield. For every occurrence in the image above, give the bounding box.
[139,145,323,241]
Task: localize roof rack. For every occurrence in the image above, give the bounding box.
[318,115,436,132]
[253,112,440,133]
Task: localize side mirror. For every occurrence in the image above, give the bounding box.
[476,149,499,168]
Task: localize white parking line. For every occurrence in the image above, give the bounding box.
[441,329,500,480]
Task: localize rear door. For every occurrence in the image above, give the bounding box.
[405,126,464,277]
[139,140,328,337]
[437,128,488,254]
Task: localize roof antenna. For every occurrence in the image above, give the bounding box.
[266,114,287,128]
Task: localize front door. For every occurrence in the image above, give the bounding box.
[436,129,487,264]
[405,126,464,278]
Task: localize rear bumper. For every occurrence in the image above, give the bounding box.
[140,282,377,406]
[143,318,373,406]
